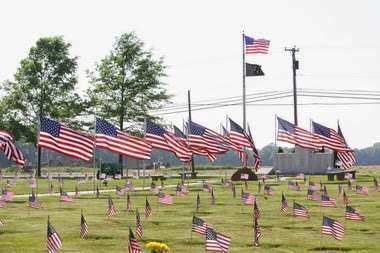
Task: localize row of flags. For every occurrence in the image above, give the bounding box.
[2,175,375,253]
[36,116,261,170]
[276,116,356,169]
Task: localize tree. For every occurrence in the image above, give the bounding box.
[87,32,171,175]
[1,36,84,176]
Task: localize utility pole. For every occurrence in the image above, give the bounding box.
[285,46,299,126]
[187,90,196,178]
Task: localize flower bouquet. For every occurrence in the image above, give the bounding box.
[146,242,170,253]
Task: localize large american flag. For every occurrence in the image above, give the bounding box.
[135,210,143,238]
[244,35,270,54]
[173,125,217,161]
[322,216,344,241]
[192,216,213,235]
[145,120,192,162]
[128,228,142,253]
[321,195,337,208]
[345,206,365,221]
[39,117,94,161]
[188,121,231,155]
[293,202,309,219]
[80,212,89,238]
[337,123,356,169]
[247,125,261,170]
[205,228,231,252]
[312,121,350,151]
[96,118,151,160]
[0,131,27,166]
[277,117,321,149]
[47,219,62,253]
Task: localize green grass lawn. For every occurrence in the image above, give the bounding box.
[0,168,379,252]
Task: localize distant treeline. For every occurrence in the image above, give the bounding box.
[1,142,380,169]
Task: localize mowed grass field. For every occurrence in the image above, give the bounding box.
[0,168,380,252]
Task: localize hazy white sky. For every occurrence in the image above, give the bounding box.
[0,0,379,149]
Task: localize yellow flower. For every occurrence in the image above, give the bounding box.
[146,242,170,252]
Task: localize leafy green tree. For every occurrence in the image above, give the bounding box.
[1,36,84,176]
[87,32,170,175]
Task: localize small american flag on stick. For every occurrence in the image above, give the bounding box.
[80,211,89,238]
[47,218,62,253]
[128,227,142,253]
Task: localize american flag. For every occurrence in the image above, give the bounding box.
[241,190,255,205]
[80,212,89,238]
[0,130,27,166]
[144,198,152,217]
[47,219,62,253]
[126,193,132,211]
[202,181,212,193]
[128,227,142,253]
[39,117,94,161]
[135,210,143,238]
[59,189,73,202]
[125,181,135,192]
[312,121,350,152]
[322,216,344,241]
[196,193,200,210]
[345,206,365,221]
[150,182,159,194]
[253,217,261,247]
[228,118,253,163]
[96,185,100,198]
[288,181,300,191]
[205,228,231,253]
[307,189,320,201]
[244,35,270,54]
[247,124,261,170]
[192,216,213,235]
[0,201,6,208]
[253,201,261,220]
[116,185,125,196]
[1,189,14,202]
[176,183,188,197]
[308,182,321,191]
[356,185,369,195]
[28,191,41,209]
[335,123,356,169]
[296,173,305,180]
[188,121,231,155]
[281,193,288,214]
[0,133,27,166]
[277,117,321,149]
[74,185,80,197]
[158,192,173,205]
[95,118,151,160]
[321,195,337,208]
[264,185,273,196]
[173,125,217,161]
[107,196,116,217]
[0,218,4,226]
[145,120,192,162]
[293,202,309,219]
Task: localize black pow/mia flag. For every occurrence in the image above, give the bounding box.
[246,63,264,76]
